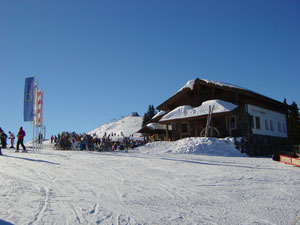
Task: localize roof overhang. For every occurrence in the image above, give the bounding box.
[159,99,238,123]
[159,111,234,124]
[137,123,172,133]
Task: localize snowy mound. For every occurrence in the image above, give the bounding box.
[136,137,247,157]
[88,115,143,139]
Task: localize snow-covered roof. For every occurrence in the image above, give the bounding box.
[158,78,286,112]
[201,79,248,90]
[151,111,167,120]
[146,122,172,130]
[176,78,248,93]
[160,99,237,122]
[177,80,196,93]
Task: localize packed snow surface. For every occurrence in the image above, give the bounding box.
[1,138,300,225]
[161,99,237,121]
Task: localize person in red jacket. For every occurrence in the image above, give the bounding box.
[16,126,26,152]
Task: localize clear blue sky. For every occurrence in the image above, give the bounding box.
[1,0,299,142]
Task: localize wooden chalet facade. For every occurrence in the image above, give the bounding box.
[150,78,290,156]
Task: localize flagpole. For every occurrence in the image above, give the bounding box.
[33,76,38,150]
[36,79,40,150]
[36,88,43,149]
[41,90,44,149]
[32,121,34,150]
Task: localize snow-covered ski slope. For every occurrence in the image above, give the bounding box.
[0,138,300,225]
[88,115,143,139]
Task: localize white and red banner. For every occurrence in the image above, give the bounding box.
[36,89,43,127]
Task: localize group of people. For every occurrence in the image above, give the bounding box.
[54,132,94,150]
[53,131,145,151]
[0,127,147,155]
[50,135,58,144]
[0,126,27,155]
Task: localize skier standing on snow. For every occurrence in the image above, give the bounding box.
[16,126,26,152]
[0,127,7,149]
[38,133,43,144]
[8,131,15,148]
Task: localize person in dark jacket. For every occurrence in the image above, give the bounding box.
[16,126,26,152]
[0,127,7,149]
[0,128,2,155]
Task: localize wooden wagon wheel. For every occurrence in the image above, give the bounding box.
[200,126,220,137]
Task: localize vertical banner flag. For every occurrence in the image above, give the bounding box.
[36,89,43,127]
[24,77,35,121]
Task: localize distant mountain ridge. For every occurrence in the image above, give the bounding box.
[88,115,143,139]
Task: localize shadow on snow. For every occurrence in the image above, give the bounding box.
[0,220,14,225]
[3,155,60,165]
[97,151,281,170]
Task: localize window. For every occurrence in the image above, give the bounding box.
[270,120,274,131]
[230,116,237,129]
[265,120,269,130]
[230,116,236,129]
[255,116,261,129]
[278,122,282,132]
[226,116,237,130]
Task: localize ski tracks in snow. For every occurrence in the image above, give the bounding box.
[28,186,50,225]
[2,148,300,224]
[89,203,134,225]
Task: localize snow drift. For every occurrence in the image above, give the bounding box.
[136,137,247,157]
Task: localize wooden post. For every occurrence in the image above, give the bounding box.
[205,106,210,137]
[180,123,183,139]
[195,121,198,137]
[166,123,169,141]
[205,106,214,137]
[229,117,232,136]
